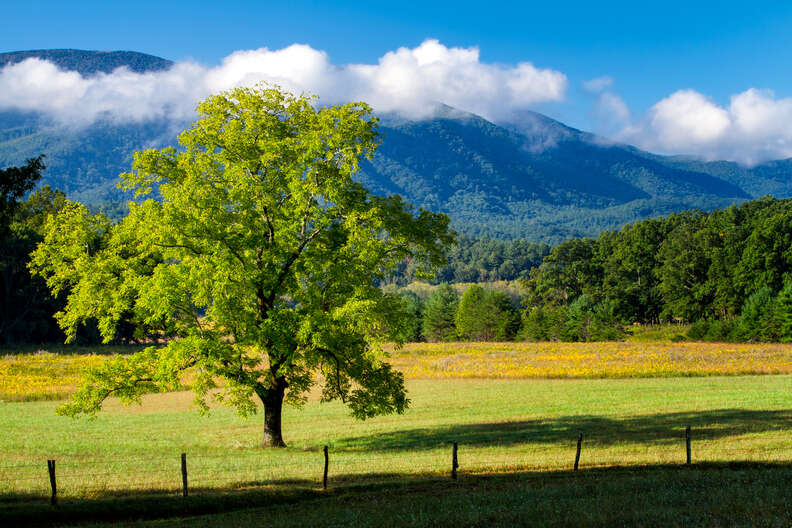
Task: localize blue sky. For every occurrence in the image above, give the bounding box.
[3,1,792,163]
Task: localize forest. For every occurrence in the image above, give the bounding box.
[395,195,792,343]
[4,151,792,345]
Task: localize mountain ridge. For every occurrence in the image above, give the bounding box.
[1,49,789,242]
[0,49,172,75]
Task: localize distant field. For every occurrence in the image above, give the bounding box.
[0,345,142,401]
[389,341,792,379]
[3,341,792,402]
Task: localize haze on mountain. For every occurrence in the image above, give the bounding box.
[1,49,788,243]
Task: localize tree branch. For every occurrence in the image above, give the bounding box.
[266,226,325,304]
[153,242,203,256]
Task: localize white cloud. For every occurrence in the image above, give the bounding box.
[619,88,792,165]
[590,91,630,137]
[582,76,613,93]
[0,40,567,126]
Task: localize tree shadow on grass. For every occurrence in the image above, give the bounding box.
[335,409,792,451]
[4,462,792,527]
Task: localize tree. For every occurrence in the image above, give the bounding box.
[600,218,668,324]
[734,287,776,342]
[422,283,459,342]
[521,304,567,341]
[772,282,792,342]
[656,211,712,322]
[32,85,453,447]
[455,285,520,341]
[0,158,65,344]
[522,238,602,308]
[0,155,45,235]
[394,290,424,342]
[736,206,792,297]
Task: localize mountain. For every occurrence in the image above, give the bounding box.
[0,49,172,74]
[0,49,789,242]
[359,106,752,239]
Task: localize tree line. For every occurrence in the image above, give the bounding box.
[390,196,792,343]
[522,196,792,342]
[0,157,171,345]
[387,233,549,284]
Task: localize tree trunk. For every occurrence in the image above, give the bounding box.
[259,378,287,448]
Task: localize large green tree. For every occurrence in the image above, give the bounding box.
[522,237,602,307]
[32,85,452,447]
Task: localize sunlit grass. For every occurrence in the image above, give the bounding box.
[1,376,790,500]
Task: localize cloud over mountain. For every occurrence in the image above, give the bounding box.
[619,88,792,165]
[0,40,567,125]
[5,41,792,165]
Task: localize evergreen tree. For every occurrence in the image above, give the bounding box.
[396,290,424,342]
[521,305,567,341]
[422,283,459,342]
[734,287,775,342]
[772,282,792,342]
[455,285,520,341]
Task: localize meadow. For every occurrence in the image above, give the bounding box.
[3,340,792,402]
[1,342,791,526]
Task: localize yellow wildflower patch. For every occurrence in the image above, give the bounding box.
[387,341,792,379]
[0,352,106,401]
[3,341,792,402]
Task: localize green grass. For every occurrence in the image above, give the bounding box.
[1,375,791,526]
[124,464,792,528]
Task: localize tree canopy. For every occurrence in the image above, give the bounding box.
[0,158,71,344]
[1,155,45,235]
[32,85,453,447]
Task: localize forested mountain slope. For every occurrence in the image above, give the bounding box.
[1,49,790,242]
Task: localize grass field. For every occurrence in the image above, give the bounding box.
[4,340,792,402]
[2,343,791,526]
[106,465,792,528]
[390,341,792,378]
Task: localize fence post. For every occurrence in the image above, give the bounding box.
[181,453,188,497]
[574,432,583,471]
[451,441,459,480]
[47,459,57,506]
[685,426,691,465]
[323,445,329,490]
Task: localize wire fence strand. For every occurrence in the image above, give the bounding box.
[2,433,790,504]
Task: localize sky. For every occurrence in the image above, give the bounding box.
[3,0,792,164]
